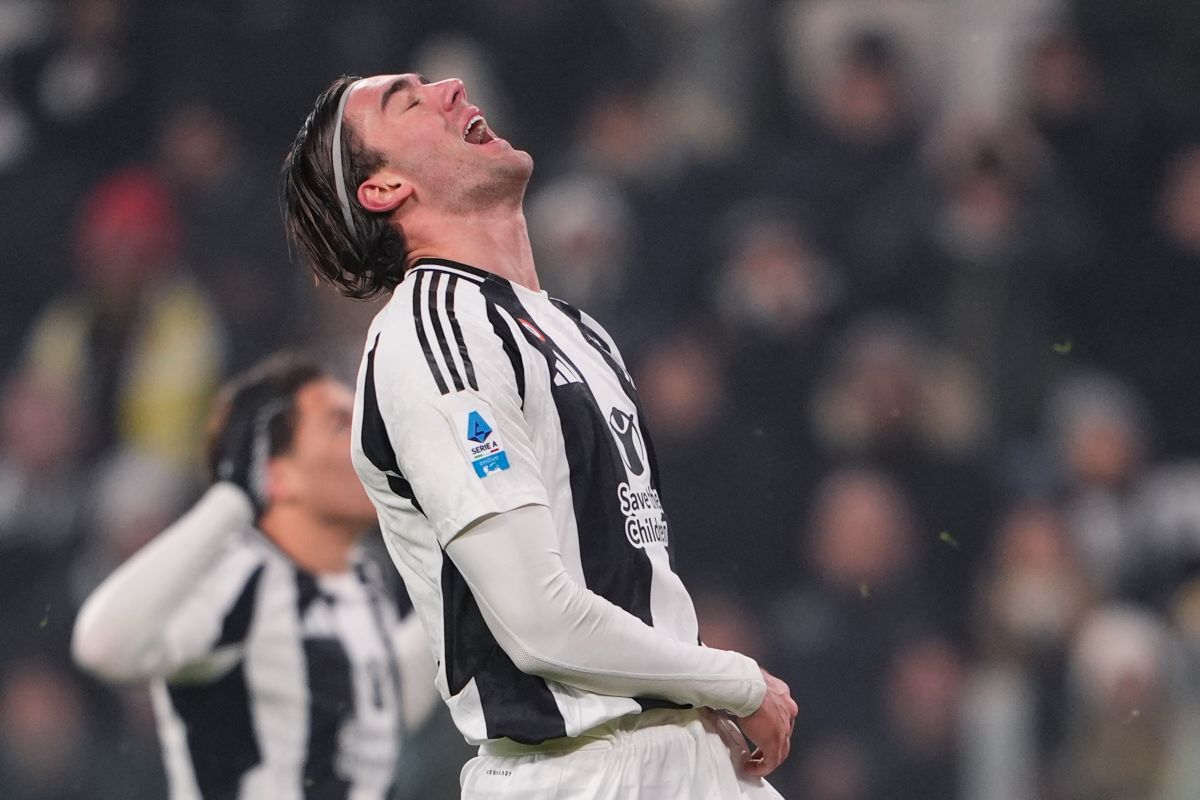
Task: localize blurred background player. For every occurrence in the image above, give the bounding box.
[71,354,439,799]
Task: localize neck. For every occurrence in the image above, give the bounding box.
[403,203,540,292]
[258,506,360,574]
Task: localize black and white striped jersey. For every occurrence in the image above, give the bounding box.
[351,258,701,746]
[148,532,423,800]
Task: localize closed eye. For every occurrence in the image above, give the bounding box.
[381,74,429,113]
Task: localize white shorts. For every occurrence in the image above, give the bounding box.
[459,709,785,800]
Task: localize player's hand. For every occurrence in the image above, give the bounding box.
[736,668,797,777]
[211,389,288,520]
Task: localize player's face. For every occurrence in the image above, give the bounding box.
[344,73,533,212]
[281,378,377,528]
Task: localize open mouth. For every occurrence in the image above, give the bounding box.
[463,114,497,145]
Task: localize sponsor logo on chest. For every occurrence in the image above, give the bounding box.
[617,481,669,548]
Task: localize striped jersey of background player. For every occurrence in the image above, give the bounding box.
[72,354,440,799]
[281,73,798,799]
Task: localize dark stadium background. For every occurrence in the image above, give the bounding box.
[3,1,1200,797]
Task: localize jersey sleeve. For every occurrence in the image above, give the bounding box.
[72,484,264,684]
[370,275,549,546]
[446,504,767,716]
[156,546,266,684]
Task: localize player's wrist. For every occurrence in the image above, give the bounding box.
[738,686,768,719]
[720,655,766,718]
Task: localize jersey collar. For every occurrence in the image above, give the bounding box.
[409,257,499,287]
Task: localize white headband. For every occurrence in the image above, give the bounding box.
[331,80,360,238]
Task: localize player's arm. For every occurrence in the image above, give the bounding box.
[376,289,765,713]
[540,306,797,773]
[374,285,791,740]
[72,484,257,684]
[445,504,766,716]
[448,500,796,777]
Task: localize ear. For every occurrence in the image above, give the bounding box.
[357,168,413,214]
[265,457,301,507]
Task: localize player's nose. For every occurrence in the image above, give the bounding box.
[437,78,465,112]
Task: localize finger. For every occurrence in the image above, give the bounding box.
[767,734,790,769]
[745,753,779,777]
[746,741,784,777]
[744,750,770,777]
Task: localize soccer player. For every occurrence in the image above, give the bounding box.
[72,355,439,799]
[281,75,797,799]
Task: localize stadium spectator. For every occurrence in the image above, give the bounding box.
[769,466,939,795]
[875,636,966,799]
[525,173,646,346]
[0,369,90,654]
[770,23,926,276]
[1105,145,1200,457]
[1058,606,1193,800]
[1022,29,1140,239]
[10,0,149,171]
[0,656,146,800]
[967,500,1093,796]
[847,128,1094,431]
[19,167,225,467]
[810,315,997,626]
[1127,462,1200,610]
[156,100,304,371]
[634,326,794,594]
[1044,371,1155,597]
[713,201,846,431]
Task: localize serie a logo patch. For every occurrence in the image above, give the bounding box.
[465,410,510,477]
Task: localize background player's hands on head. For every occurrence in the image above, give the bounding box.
[211,389,285,521]
[736,668,798,777]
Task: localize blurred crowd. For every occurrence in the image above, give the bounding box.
[3,0,1200,798]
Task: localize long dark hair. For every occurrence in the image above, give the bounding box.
[281,76,408,299]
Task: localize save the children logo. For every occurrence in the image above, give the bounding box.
[617,482,669,548]
[465,410,510,477]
